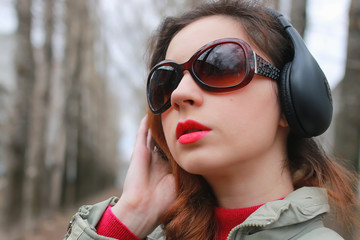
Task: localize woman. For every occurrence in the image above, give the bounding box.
[65,1,359,239]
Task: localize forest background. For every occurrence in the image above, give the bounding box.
[0,0,359,239]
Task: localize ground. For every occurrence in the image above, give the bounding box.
[0,187,121,240]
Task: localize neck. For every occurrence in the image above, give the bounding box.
[204,140,293,209]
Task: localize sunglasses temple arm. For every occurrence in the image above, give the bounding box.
[253,52,281,80]
[253,51,259,74]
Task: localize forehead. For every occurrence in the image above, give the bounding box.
[166,15,253,62]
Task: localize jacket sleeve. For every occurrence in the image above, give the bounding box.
[64,197,119,240]
[64,197,163,240]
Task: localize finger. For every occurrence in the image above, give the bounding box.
[133,115,150,157]
[137,115,149,149]
[146,128,154,151]
[128,116,152,178]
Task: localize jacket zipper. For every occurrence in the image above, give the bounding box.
[226,220,275,240]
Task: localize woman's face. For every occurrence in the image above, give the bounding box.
[160,15,288,177]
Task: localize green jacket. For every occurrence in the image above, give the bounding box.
[64,187,343,240]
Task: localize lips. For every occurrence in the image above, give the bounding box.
[176,120,211,144]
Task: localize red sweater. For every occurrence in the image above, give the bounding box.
[214,204,264,240]
[96,204,264,240]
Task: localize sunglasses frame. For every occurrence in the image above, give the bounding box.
[147,38,280,114]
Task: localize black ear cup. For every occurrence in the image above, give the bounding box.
[268,9,333,137]
[279,62,303,136]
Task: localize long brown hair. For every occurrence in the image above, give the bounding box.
[147,1,359,239]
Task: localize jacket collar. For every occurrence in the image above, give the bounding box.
[227,187,329,237]
[147,187,329,240]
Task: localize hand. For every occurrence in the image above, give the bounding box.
[112,115,176,238]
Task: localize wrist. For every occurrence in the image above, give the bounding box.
[97,206,141,240]
[112,197,157,239]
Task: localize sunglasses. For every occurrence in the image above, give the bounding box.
[147,38,280,114]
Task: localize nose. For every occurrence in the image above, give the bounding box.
[170,71,204,112]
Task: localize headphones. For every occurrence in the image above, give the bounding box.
[266,9,333,138]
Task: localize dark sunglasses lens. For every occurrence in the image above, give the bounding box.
[149,65,178,111]
[194,43,246,87]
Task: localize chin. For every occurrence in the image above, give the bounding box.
[176,155,230,176]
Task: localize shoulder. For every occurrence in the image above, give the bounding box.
[65,197,119,240]
[297,227,344,240]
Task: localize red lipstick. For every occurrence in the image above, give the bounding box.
[176,120,211,144]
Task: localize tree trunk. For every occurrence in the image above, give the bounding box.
[42,0,68,212]
[61,0,119,207]
[21,0,55,232]
[333,0,360,239]
[62,0,84,206]
[3,0,35,231]
[334,0,360,174]
[290,0,307,37]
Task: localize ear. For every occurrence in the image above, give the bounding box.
[279,113,289,128]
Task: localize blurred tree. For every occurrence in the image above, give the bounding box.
[62,0,118,206]
[290,0,307,37]
[21,0,55,232]
[1,0,119,237]
[259,0,280,9]
[3,0,35,230]
[43,0,61,213]
[62,0,86,207]
[334,0,360,173]
[153,0,202,17]
[333,0,360,239]
[259,0,307,36]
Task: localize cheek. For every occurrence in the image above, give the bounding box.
[160,111,177,154]
[226,85,281,137]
